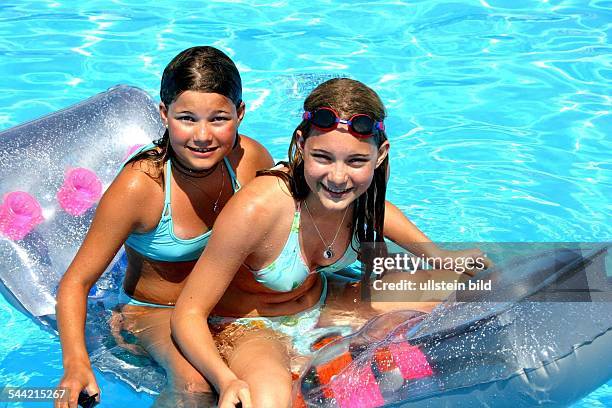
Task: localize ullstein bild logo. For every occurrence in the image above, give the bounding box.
[359,242,611,303]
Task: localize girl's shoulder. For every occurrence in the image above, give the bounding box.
[222,168,294,222]
[238,134,268,154]
[113,157,164,204]
[229,134,274,173]
[91,157,165,233]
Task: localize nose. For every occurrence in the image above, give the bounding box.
[329,161,349,185]
[193,122,213,143]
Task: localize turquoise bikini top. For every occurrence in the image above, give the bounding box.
[250,203,359,292]
[124,144,241,262]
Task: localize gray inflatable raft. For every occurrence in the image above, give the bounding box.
[0,85,166,393]
[299,245,612,407]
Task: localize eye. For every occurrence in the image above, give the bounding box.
[177,115,196,122]
[211,115,230,122]
[312,153,332,162]
[348,157,369,166]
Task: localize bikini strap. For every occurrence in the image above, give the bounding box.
[291,201,302,232]
[162,159,172,218]
[223,156,241,192]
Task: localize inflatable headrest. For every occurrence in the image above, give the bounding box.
[0,85,161,317]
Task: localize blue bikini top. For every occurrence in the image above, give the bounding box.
[250,203,359,292]
[124,144,241,262]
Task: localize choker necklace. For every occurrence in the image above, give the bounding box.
[303,199,349,259]
[174,161,225,213]
[171,155,219,178]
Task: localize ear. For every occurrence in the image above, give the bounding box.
[375,141,390,168]
[159,102,168,127]
[236,101,246,123]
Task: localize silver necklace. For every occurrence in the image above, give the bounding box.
[173,160,225,213]
[303,199,349,259]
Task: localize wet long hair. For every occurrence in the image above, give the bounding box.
[261,78,390,252]
[128,46,242,177]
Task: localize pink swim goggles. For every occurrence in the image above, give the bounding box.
[302,107,385,138]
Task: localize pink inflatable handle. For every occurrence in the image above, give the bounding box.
[57,168,103,216]
[0,191,44,240]
[388,342,433,380]
[329,362,385,408]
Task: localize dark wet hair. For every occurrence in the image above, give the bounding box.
[160,46,242,108]
[128,46,242,174]
[260,78,389,252]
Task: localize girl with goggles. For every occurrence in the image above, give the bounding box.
[173,78,490,407]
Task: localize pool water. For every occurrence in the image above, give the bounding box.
[0,1,610,407]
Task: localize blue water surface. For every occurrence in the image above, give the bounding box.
[0,0,610,407]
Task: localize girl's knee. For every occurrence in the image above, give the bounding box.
[250,377,291,408]
[253,390,291,408]
[228,332,293,406]
[245,366,292,407]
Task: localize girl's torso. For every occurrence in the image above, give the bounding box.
[215,176,359,317]
[121,137,268,305]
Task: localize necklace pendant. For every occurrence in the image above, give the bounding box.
[323,248,334,259]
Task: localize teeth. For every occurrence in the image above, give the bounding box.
[190,147,214,153]
[325,185,349,193]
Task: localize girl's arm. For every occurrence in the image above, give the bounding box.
[383,201,490,271]
[171,179,276,407]
[383,201,439,256]
[55,167,150,407]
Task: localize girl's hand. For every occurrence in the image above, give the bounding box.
[219,379,252,408]
[55,361,100,408]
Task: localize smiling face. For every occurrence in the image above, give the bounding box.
[299,124,389,211]
[160,90,244,170]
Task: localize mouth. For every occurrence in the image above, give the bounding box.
[321,183,353,197]
[186,146,218,154]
